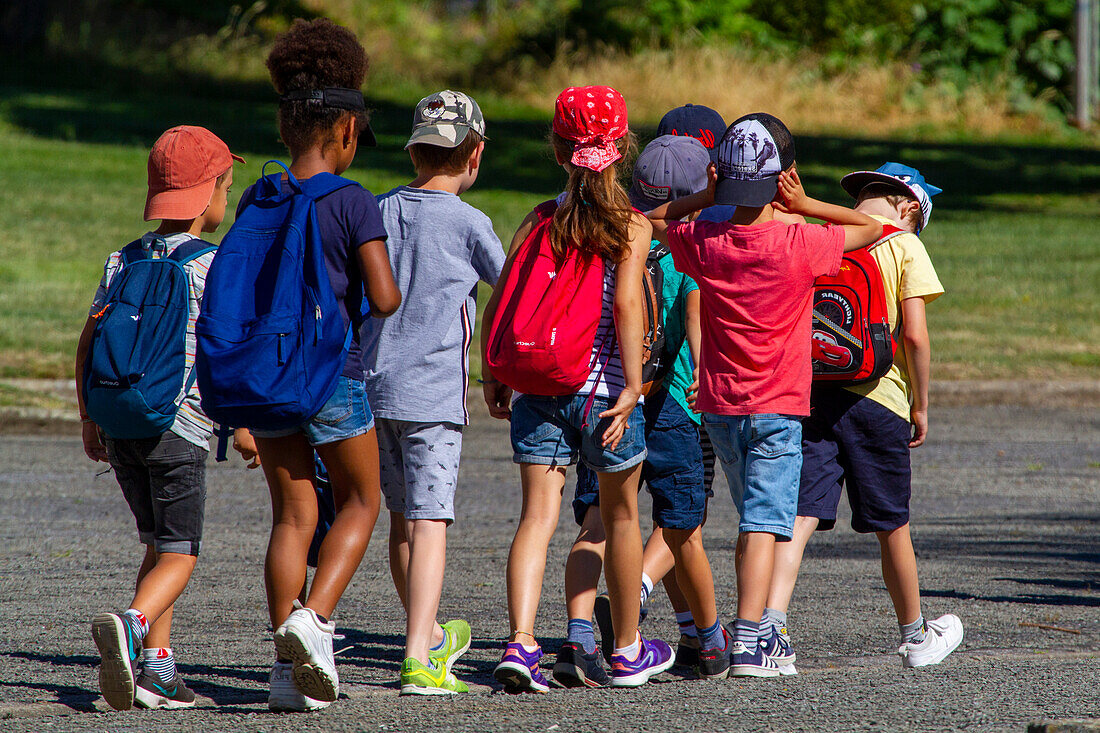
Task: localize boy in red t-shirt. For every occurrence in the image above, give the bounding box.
[648,113,882,676]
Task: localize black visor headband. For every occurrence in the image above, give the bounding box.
[280,87,376,146]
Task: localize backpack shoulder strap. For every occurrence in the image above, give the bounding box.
[118,240,147,267]
[533,200,559,220]
[868,223,907,251]
[648,240,671,261]
[168,238,217,265]
[299,172,360,201]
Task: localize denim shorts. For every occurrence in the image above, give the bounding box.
[106,431,207,556]
[798,387,913,533]
[251,376,374,446]
[703,413,803,539]
[573,390,706,530]
[511,393,646,473]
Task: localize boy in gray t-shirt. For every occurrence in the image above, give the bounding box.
[362,90,504,695]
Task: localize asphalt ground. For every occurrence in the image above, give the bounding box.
[0,404,1098,732]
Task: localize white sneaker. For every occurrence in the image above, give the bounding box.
[268,662,330,712]
[274,601,339,702]
[898,614,964,668]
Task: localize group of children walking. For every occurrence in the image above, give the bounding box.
[76,17,962,713]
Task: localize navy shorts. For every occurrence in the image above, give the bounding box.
[798,386,912,533]
[573,390,706,531]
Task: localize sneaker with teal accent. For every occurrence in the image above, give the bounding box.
[134,671,197,709]
[429,619,472,673]
[400,657,469,696]
[91,612,142,711]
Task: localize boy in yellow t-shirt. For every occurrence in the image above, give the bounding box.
[763,163,963,671]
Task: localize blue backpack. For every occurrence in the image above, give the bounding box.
[83,238,216,440]
[196,161,358,432]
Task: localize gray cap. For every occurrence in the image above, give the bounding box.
[628,135,711,211]
[405,90,487,149]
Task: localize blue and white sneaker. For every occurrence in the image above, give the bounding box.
[729,641,781,678]
[759,626,796,665]
[494,642,550,693]
[91,612,142,710]
[609,636,674,687]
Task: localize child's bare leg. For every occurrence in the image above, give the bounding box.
[506,463,566,641]
[130,551,197,646]
[736,531,776,624]
[662,565,691,615]
[877,523,922,625]
[766,515,819,613]
[642,526,675,593]
[388,512,410,610]
[308,431,383,618]
[597,464,644,649]
[255,434,317,630]
[663,527,718,630]
[565,505,606,621]
[405,518,448,663]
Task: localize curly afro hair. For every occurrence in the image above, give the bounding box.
[266,18,371,153]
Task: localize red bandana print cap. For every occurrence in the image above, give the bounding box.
[553,86,629,172]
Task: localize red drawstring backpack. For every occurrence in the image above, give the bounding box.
[811,223,905,385]
[485,201,606,396]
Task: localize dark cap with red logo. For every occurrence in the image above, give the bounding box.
[656,104,725,163]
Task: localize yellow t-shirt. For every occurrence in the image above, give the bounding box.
[843,215,944,420]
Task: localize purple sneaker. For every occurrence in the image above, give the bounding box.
[759,626,796,665]
[494,642,550,693]
[609,637,674,687]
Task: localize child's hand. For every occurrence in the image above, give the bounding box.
[687,368,700,412]
[774,167,809,215]
[483,379,513,420]
[82,421,108,462]
[909,408,928,448]
[598,387,640,450]
[233,428,261,469]
[705,163,718,203]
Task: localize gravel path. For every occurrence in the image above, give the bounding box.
[0,404,1097,732]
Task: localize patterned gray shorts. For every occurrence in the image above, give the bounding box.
[376,419,464,522]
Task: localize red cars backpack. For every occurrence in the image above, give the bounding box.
[811,223,905,385]
[485,201,606,396]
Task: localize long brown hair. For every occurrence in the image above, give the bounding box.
[548,132,637,263]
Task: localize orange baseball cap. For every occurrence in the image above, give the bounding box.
[144,126,245,221]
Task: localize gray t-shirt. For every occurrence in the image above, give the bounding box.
[362,186,505,424]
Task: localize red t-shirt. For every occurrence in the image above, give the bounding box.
[668,219,845,416]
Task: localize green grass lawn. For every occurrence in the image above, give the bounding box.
[1,65,1098,384]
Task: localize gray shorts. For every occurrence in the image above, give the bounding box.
[105,431,207,556]
[377,419,463,523]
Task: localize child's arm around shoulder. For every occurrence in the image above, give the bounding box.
[647,164,718,244]
[776,168,882,251]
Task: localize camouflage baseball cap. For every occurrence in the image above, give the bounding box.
[405,90,487,149]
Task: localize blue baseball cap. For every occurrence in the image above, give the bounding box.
[656,104,725,163]
[841,162,942,233]
[629,135,711,212]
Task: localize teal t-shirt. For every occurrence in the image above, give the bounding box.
[651,240,700,425]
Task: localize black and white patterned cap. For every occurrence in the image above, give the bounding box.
[714,113,795,207]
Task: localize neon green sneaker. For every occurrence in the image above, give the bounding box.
[399,658,469,696]
[429,619,472,673]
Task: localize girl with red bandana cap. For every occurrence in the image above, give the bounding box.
[481,86,674,692]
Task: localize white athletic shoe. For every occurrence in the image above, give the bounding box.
[898,614,964,668]
[268,661,330,712]
[274,601,339,702]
